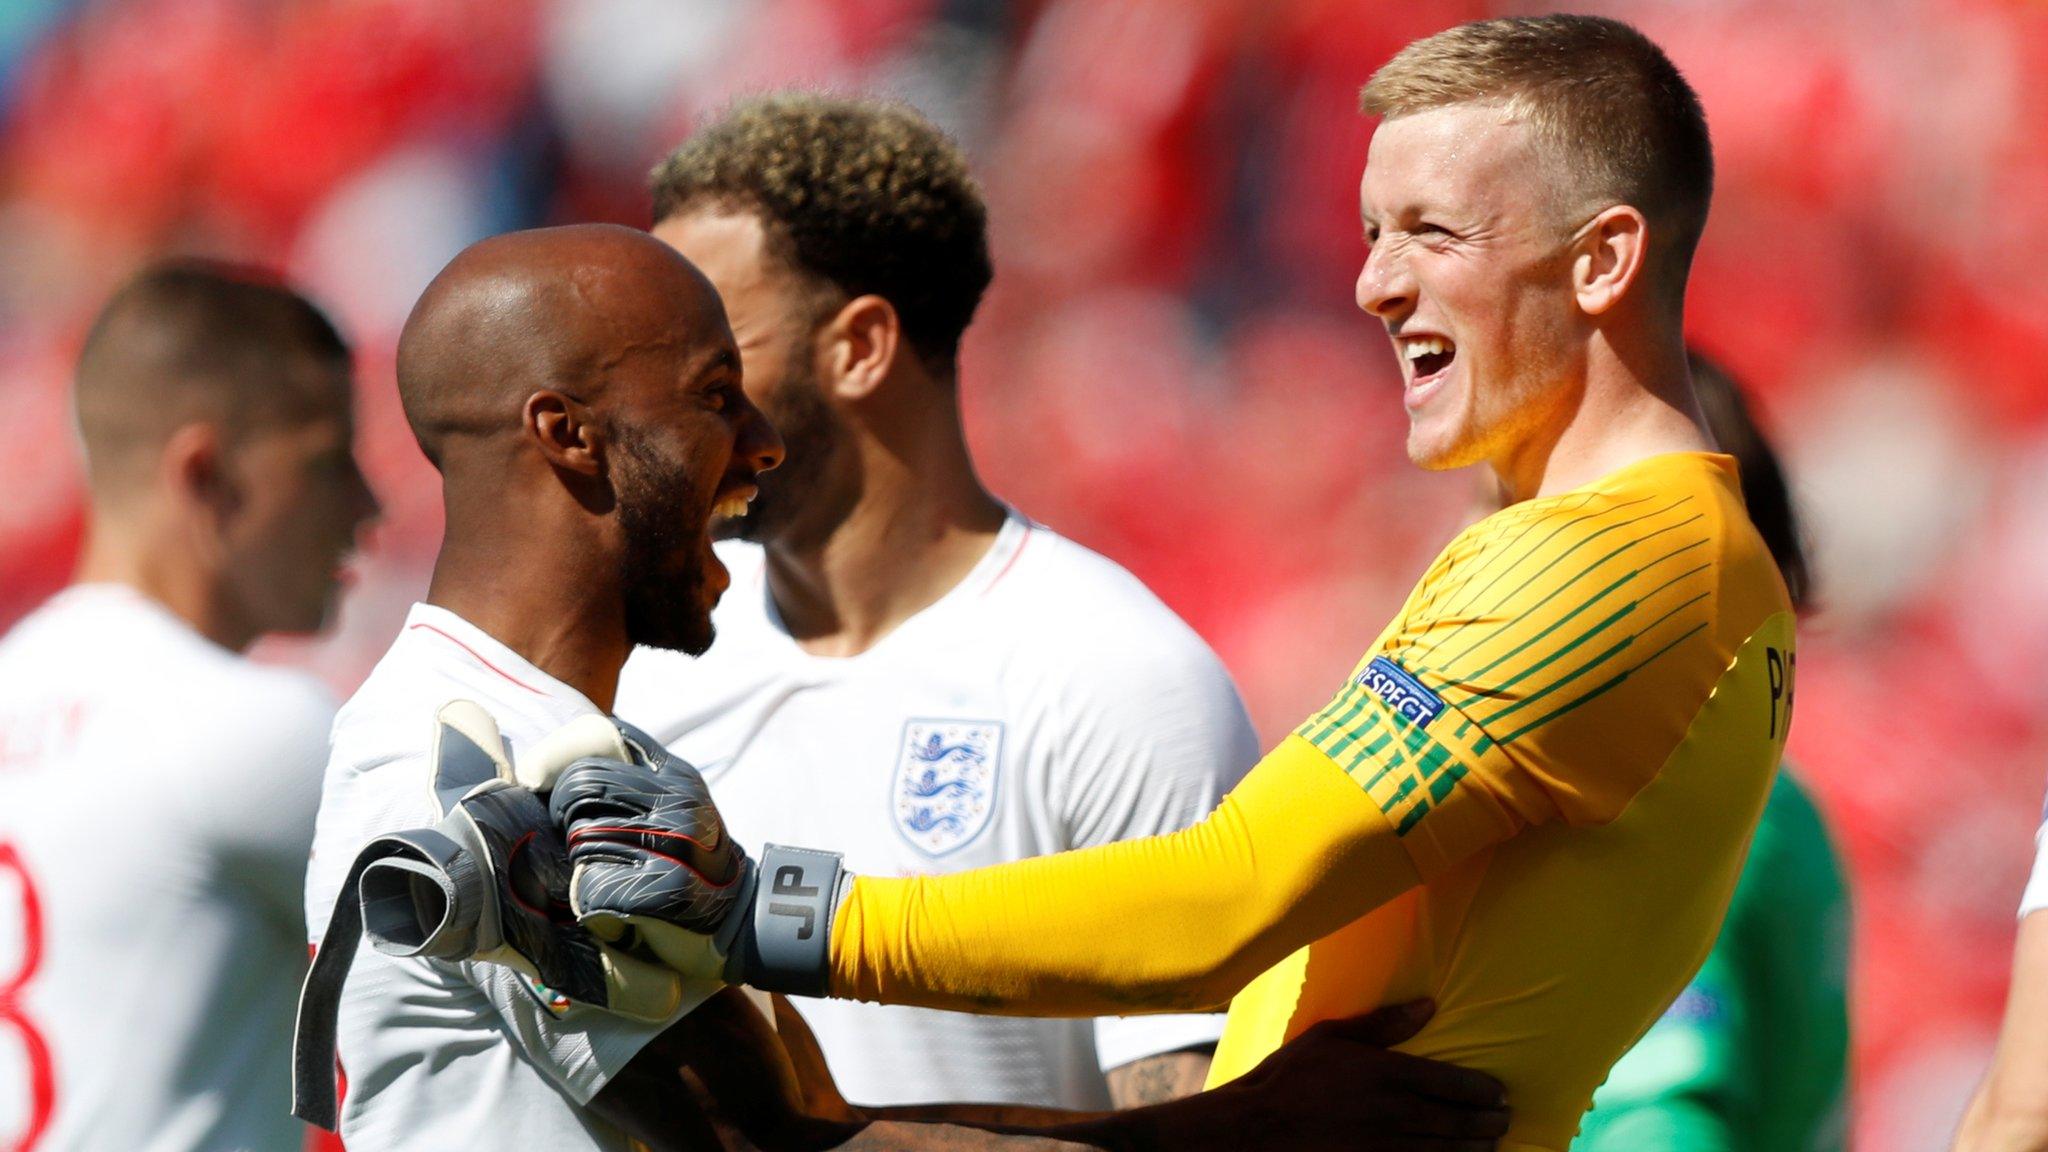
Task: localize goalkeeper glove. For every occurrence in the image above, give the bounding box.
[546,737,849,997]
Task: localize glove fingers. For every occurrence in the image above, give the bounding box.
[520,715,631,792]
[566,823,740,887]
[431,701,513,813]
[548,759,669,819]
[572,859,734,934]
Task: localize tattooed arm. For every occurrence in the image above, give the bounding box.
[1106,1048,1216,1109]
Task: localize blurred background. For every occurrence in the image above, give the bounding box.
[0,0,2044,1146]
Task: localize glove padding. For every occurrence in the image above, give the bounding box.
[291,703,689,1131]
[549,741,850,997]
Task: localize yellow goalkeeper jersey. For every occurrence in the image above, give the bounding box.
[1207,451,1794,1149]
[829,452,1792,1152]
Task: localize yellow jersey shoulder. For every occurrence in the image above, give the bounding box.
[1299,452,1793,845]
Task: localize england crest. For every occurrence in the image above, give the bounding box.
[892,719,1002,856]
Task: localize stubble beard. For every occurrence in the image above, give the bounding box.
[722,358,847,551]
[614,430,717,656]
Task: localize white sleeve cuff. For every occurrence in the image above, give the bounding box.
[1093,1012,1227,1073]
[2019,821,2048,918]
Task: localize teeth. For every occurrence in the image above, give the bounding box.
[710,493,753,522]
[1402,336,1451,361]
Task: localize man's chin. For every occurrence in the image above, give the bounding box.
[637,620,716,658]
[1405,424,1486,472]
[624,593,717,657]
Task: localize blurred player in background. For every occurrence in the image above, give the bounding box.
[0,264,376,1150]
[546,16,1797,1152]
[615,93,1257,1112]
[302,221,1510,1152]
[1572,352,1850,1152]
[1955,641,2048,1143]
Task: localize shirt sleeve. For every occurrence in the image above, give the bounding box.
[1299,494,1733,879]
[2023,787,2048,917]
[1044,635,1260,1069]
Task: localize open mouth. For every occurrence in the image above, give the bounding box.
[1402,334,1456,383]
[708,485,757,528]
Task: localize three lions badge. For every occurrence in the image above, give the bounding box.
[892,719,1002,856]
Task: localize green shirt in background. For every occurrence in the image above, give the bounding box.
[1573,769,1851,1152]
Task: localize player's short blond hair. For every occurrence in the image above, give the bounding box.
[1362,15,1713,300]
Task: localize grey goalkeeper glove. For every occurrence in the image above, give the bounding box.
[546,737,851,997]
[291,702,692,1131]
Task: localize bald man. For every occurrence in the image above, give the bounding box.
[0,263,376,1150]
[302,224,1508,1152]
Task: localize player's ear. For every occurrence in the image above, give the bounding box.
[525,389,604,478]
[1571,205,1649,317]
[819,294,901,402]
[162,420,236,519]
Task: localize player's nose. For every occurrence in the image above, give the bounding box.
[734,391,784,475]
[1356,243,1415,322]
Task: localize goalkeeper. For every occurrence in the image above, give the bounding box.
[545,16,1796,1152]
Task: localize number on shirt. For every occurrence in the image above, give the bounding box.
[0,841,53,1152]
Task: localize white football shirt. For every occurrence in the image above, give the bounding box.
[303,604,714,1151]
[0,584,334,1152]
[2021,796,2048,917]
[615,515,1260,1109]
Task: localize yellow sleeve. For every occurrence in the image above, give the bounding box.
[829,734,1421,1014]
[1306,487,1740,879]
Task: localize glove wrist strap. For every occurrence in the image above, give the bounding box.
[726,844,848,997]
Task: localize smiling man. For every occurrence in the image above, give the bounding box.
[301,224,787,1148]
[545,16,1797,1152]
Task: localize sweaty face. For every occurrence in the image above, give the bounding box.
[1356,104,1589,472]
[652,210,851,549]
[219,381,378,637]
[605,277,784,655]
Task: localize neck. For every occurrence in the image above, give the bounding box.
[74,506,255,652]
[426,486,630,712]
[764,392,1005,658]
[1498,324,1708,502]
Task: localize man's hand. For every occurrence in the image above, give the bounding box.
[1134,1001,1509,1151]
[549,742,849,995]
[292,703,697,1130]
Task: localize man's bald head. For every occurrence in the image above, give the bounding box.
[396,223,731,470]
[74,261,351,500]
[398,223,781,660]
